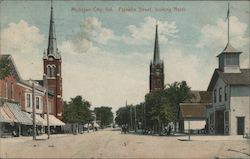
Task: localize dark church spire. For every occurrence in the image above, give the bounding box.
[153,24,160,65]
[46,0,60,59]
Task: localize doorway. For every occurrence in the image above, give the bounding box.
[237,117,245,135]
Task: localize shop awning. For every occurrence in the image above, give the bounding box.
[2,105,18,122]
[35,114,47,126]
[0,107,14,123]
[44,114,65,126]
[6,102,32,125]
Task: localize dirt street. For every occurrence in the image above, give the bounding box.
[0,129,249,158]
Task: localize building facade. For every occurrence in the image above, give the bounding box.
[149,24,164,93]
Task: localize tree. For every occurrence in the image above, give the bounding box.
[0,57,11,80]
[94,106,113,128]
[62,96,92,124]
[144,81,191,133]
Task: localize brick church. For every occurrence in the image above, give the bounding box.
[42,1,63,119]
[149,24,164,92]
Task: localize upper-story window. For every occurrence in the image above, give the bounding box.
[47,65,56,77]
[219,88,222,102]
[26,94,31,108]
[224,86,228,101]
[35,97,40,109]
[213,89,217,103]
[5,81,8,98]
[11,83,14,99]
[157,79,161,88]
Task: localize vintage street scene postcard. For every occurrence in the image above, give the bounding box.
[0,0,249,158]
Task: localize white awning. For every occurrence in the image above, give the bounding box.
[44,114,65,126]
[35,114,47,126]
[184,120,206,130]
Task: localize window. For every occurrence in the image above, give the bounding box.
[225,54,239,66]
[219,88,222,102]
[11,83,14,99]
[224,86,228,101]
[213,89,217,103]
[5,81,8,98]
[157,79,161,88]
[19,93,22,106]
[35,97,40,109]
[26,94,31,108]
[47,65,56,77]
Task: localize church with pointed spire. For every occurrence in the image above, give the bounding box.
[149,24,164,93]
[43,1,63,119]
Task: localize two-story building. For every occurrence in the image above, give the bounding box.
[207,43,250,135]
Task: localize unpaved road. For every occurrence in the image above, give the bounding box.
[1,129,249,158]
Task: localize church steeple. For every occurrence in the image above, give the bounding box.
[150,23,164,93]
[45,0,61,59]
[153,24,160,65]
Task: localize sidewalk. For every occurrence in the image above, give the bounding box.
[176,135,248,141]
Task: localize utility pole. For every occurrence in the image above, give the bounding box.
[130,105,132,131]
[134,105,137,132]
[144,103,146,133]
[32,82,36,140]
[43,75,50,139]
[188,120,191,141]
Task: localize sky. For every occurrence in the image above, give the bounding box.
[0,0,249,113]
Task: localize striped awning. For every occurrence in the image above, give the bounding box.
[0,106,14,123]
[44,114,65,126]
[2,105,18,122]
[6,102,32,125]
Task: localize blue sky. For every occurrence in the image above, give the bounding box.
[1,1,249,112]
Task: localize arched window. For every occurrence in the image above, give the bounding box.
[47,65,51,77]
[51,65,56,77]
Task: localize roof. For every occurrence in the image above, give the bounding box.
[0,54,22,81]
[0,54,46,93]
[179,103,206,119]
[185,91,212,104]
[217,43,242,57]
[6,102,32,125]
[208,69,250,91]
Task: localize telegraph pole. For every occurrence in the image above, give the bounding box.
[32,82,36,140]
[43,75,50,139]
[134,105,137,132]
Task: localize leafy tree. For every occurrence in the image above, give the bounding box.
[94,106,113,127]
[0,57,11,80]
[145,81,191,133]
[63,96,93,124]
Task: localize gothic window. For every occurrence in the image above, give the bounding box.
[47,65,51,77]
[47,65,56,77]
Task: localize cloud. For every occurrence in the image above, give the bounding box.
[66,17,115,53]
[196,16,249,49]
[0,20,45,79]
[122,16,178,45]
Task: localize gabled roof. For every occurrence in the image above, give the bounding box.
[207,69,250,91]
[179,103,206,119]
[0,54,22,81]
